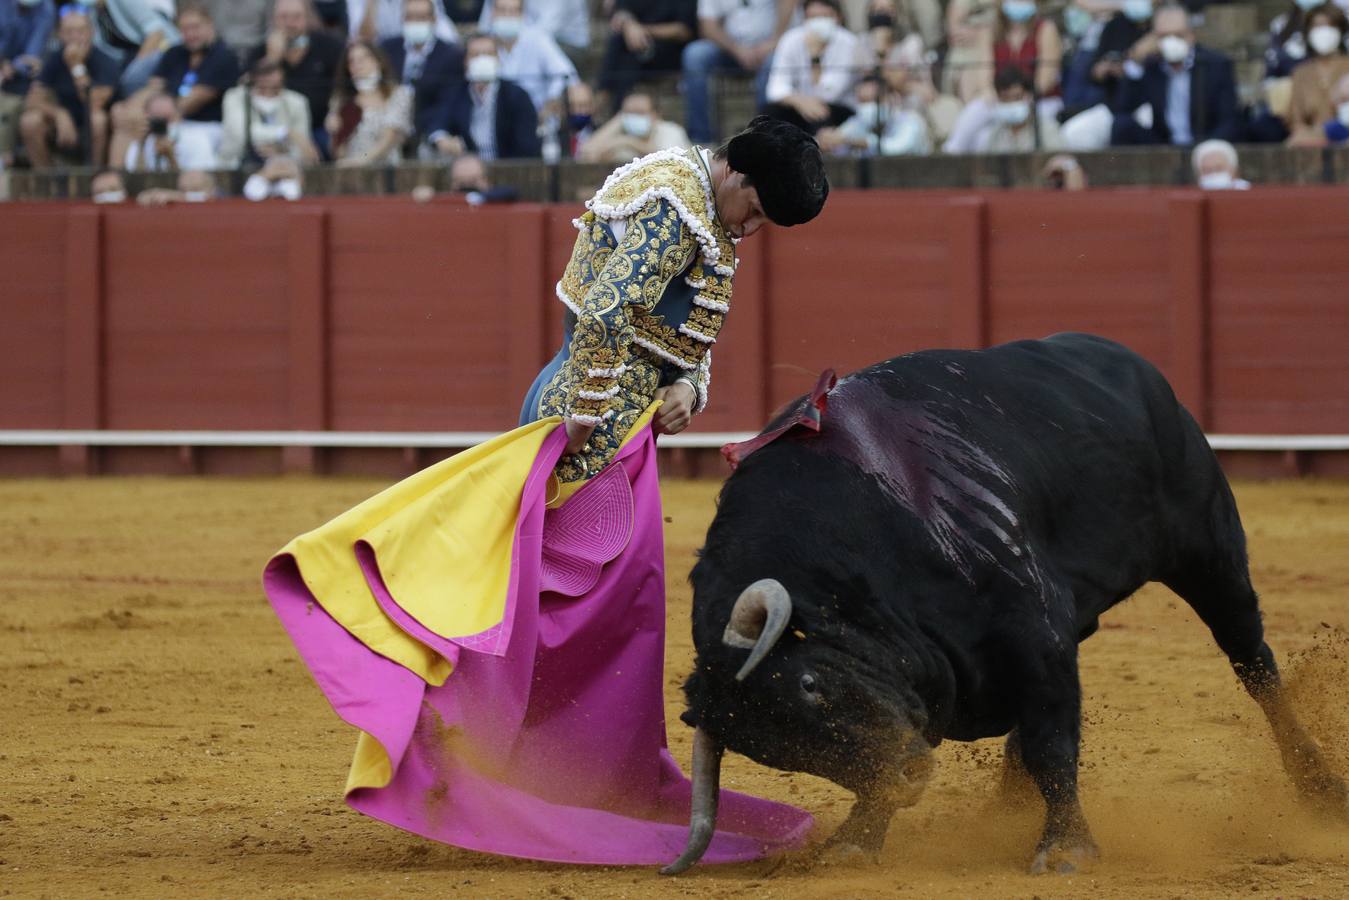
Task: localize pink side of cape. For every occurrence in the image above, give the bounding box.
[263,426,813,865]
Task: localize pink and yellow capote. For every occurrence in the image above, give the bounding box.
[262,408,812,864]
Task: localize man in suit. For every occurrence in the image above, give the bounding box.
[380,0,464,139]
[1110,3,1242,146]
[425,31,540,160]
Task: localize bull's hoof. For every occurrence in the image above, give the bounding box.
[1028,839,1099,876]
[813,840,878,867]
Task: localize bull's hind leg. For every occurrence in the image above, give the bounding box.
[1165,563,1349,818]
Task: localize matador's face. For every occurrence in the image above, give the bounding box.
[714,171,768,241]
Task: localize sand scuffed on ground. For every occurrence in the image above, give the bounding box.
[2,477,1348,899]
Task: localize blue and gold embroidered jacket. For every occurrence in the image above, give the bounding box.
[537,148,737,482]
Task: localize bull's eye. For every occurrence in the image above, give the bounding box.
[800,673,818,695]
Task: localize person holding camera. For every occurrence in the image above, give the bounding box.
[218,58,318,169]
[122,91,217,170]
[19,6,119,167]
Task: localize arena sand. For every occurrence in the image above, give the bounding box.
[2,477,1348,899]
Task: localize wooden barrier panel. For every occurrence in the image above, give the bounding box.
[2,187,1348,476]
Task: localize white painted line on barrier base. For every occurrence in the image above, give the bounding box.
[0,431,1347,452]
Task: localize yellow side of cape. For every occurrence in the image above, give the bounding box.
[342,405,661,794]
[281,417,562,689]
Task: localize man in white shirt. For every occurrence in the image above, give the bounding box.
[681,0,795,143]
[348,0,457,44]
[763,0,871,134]
[124,90,217,170]
[477,0,590,52]
[480,0,577,113]
[577,89,692,162]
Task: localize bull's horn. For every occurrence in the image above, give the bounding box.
[660,727,724,876]
[722,578,793,682]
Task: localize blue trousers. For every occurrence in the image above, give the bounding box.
[680,40,771,144]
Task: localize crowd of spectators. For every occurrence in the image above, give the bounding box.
[3,0,1349,196]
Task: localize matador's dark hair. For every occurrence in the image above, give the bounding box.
[715,116,829,227]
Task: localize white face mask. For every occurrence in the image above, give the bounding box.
[805,15,837,42]
[466,53,499,82]
[1159,34,1190,64]
[1308,24,1343,57]
[492,16,522,40]
[620,112,652,137]
[353,74,380,92]
[1338,101,1349,125]
[93,190,126,204]
[994,99,1031,125]
[403,21,433,45]
[1121,0,1152,22]
[1198,171,1234,190]
[251,94,280,115]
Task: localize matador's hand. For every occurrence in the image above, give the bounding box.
[564,418,595,454]
[653,382,696,436]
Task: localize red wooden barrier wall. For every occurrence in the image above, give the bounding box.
[1,188,1347,476]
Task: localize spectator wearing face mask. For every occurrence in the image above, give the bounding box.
[1286,4,1349,146]
[481,0,577,114]
[20,7,119,168]
[123,90,218,170]
[577,89,691,162]
[563,79,596,156]
[349,0,458,44]
[108,3,239,171]
[478,0,591,53]
[762,0,872,135]
[854,0,942,57]
[243,154,304,200]
[990,0,1061,102]
[328,40,414,165]
[424,32,540,160]
[1110,4,1240,146]
[980,63,1060,151]
[244,0,346,155]
[379,0,466,140]
[218,59,318,169]
[816,72,930,154]
[1,0,56,166]
[880,35,957,143]
[90,167,129,202]
[598,0,699,113]
[1191,139,1249,190]
[1058,1,1109,118]
[680,0,795,145]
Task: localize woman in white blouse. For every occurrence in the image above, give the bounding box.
[326,41,413,167]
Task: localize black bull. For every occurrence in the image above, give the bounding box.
[664,333,1348,875]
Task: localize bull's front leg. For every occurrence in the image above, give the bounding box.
[1016,647,1099,875]
[818,792,898,861]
